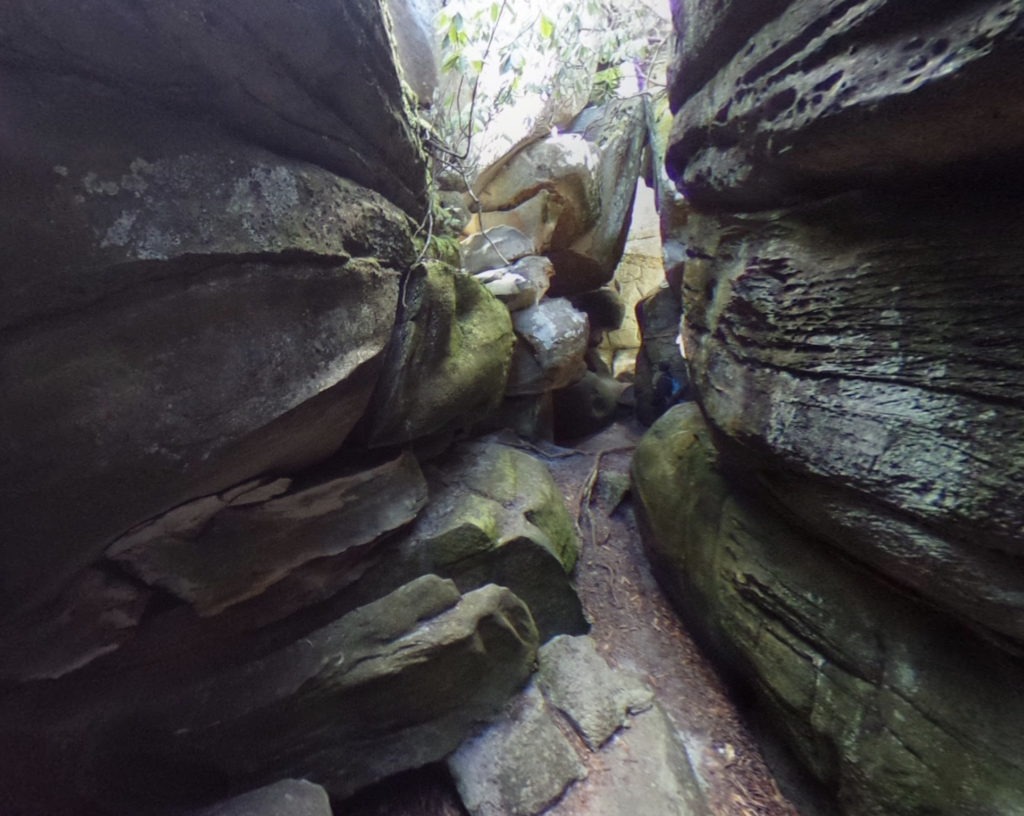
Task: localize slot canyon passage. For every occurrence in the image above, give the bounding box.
[2,1,1024,815]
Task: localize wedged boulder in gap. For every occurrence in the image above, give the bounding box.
[0,568,151,683]
[635,284,689,427]
[187,779,331,816]
[537,635,652,750]
[474,256,554,312]
[1,256,399,618]
[0,69,415,333]
[461,225,537,274]
[385,0,441,107]
[681,191,1024,644]
[349,441,586,642]
[0,576,539,814]
[367,262,514,447]
[466,191,569,256]
[106,452,427,617]
[552,372,626,443]
[666,0,1024,211]
[449,682,586,816]
[632,404,1024,816]
[507,299,590,396]
[547,98,649,297]
[470,134,601,241]
[0,0,429,216]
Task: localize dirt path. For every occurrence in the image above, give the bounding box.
[345,421,804,816]
[539,421,802,816]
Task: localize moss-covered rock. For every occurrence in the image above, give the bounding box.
[633,405,1024,816]
[351,441,587,642]
[368,262,514,447]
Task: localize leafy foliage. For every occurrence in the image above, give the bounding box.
[429,0,670,168]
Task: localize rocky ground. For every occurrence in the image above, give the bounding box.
[346,419,807,816]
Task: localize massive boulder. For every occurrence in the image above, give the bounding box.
[546,98,650,296]
[656,1,1024,813]
[633,406,1024,816]
[0,0,429,216]
[0,576,539,815]
[667,0,1024,212]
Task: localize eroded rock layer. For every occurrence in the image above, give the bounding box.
[646,2,1024,813]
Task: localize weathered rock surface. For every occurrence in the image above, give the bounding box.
[0,0,428,216]
[547,98,649,296]
[1,255,399,617]
[367,262,514,447]
[537,635,652,750]
[0,576,539,815]
[660,5,1024,812]
[667,1,1024,211]
[461,225,537,274]
[681,191,1024,644]
[507,299,590,396]
[188,779,332,816]
[474,256,554,312]
[467,191,570,257]
[633,405,1024,816]
[449,682,586,816]
[0,568,151,683]
[385,0,441,106]
[471,134,601,240]
[107,452,428,616]
[347,441,586,643]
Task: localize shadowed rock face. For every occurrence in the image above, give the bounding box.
[633,406,1024,816]
[655,1,1024,813]
[0,576,539,815]
[667,0,1024,211]
[0,0,429,217]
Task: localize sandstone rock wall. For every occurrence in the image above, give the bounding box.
[0,6,586,814]
[640,2,1024,813]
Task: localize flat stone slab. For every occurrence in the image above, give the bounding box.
[189,779,331,816]
[449,682,586,816]
[576,705,708,816]
[538,635,653,749]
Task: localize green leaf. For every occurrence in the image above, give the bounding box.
[448,22,459,46]
[539,14,554,39]
[490,2,500,22]
[452,12,464,31]
[471,59,484,73]
[442,50,462,72]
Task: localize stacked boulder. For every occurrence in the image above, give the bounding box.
[462,97,649,441]
[0,2,586,814]
[635,3,1024,815]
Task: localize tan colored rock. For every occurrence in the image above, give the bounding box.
[472,134,601,232]
[465,190,569,255]
[461,225,537,274]
[548,98,649,297]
